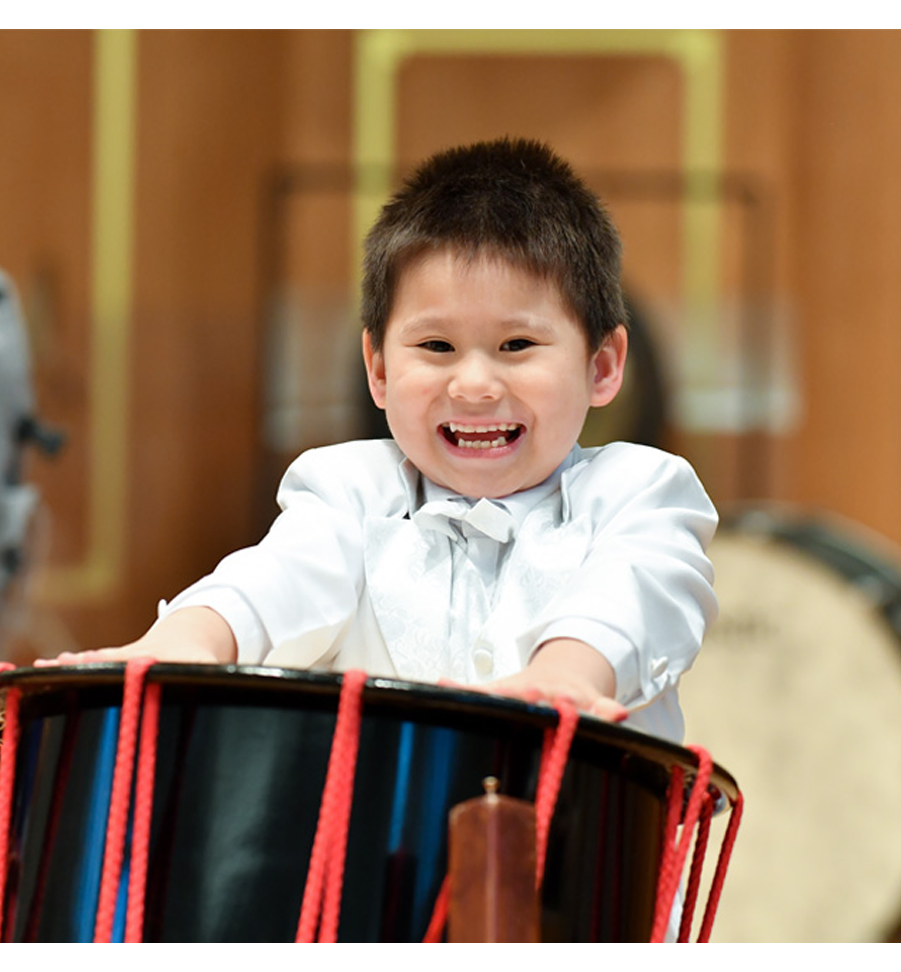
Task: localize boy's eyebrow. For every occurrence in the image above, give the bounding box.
[395,315,562,339]
[393,316,446,336]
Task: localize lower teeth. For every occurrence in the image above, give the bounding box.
[458,436,507,449]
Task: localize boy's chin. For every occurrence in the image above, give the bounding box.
[422,463,551,500]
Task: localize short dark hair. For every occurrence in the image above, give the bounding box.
[362,137,626,351]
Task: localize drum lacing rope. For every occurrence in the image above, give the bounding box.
[534,699,579,888]
[125,676,162,943]
[678,791,714,942]
[94,656,158,943]
[296,669,367,943]
[422,697,579,943]
[651,744,743,943]
[422,876,451,943]
[0,661,20,942]
[697,788,743,943]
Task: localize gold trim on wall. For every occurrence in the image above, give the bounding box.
[41,29,136,603]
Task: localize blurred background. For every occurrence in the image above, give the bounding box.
[2,29,901,941]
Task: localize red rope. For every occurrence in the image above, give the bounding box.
[650,745,712,943]
[0,672,21,944]
[678,792,714,942]
[534,699,578,889]
[125,680,162,943]
[422,875,449,943]
[697,789,744,943]
[296,669,366,943]
[94,657,155,943]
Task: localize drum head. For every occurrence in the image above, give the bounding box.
[681,507,901,942]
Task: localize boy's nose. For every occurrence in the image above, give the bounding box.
[447,354,502,401]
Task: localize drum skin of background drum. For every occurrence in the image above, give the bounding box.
[681,506,901,942]
[0,665,738,943]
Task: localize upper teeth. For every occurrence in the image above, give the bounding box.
[446,423,519,433]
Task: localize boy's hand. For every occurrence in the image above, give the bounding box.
[479,638,628,722]
[33,607,238,668]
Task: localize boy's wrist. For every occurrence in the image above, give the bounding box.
[148,606,237,664]
[532,637,617,700]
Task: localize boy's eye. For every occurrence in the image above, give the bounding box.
[419,340,454,353]
[501,338,536,352]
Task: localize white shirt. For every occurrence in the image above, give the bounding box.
[160,440,718,742]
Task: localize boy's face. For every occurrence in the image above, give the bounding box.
[363,249,627,499]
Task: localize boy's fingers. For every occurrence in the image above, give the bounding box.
[499,686,542,704]
[589,697,628,722]
[34,648,125,667]
[33,653,88,667]
[480,681,544,704]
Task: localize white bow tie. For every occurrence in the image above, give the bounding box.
[412,496,516,544]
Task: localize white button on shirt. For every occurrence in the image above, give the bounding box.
[159,439,718,743]
[472,648,494,677]
[650,657,669,679]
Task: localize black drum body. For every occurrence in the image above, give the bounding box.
[0,665,737,942]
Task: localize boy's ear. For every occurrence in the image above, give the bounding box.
[589,324,628,408]
[362,330,387,409]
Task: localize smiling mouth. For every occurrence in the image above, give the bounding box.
[441,422,524,450]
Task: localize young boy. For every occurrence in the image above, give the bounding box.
[40,138,717,743]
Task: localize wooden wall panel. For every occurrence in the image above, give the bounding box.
[113,30,284,643]
[718,30,901,543]
[667,30,802,505]
[0,32,92,566]
[791,31,901,543]
[2,31,288,652]
[281,30,353,165]
[0,32,93,660]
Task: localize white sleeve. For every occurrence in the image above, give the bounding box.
[517,445,718,710]
[159,443,397,666]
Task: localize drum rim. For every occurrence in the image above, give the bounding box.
[0,662,740,809]
[722,501,901,642]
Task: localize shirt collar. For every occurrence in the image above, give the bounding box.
[401,445,581,535]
